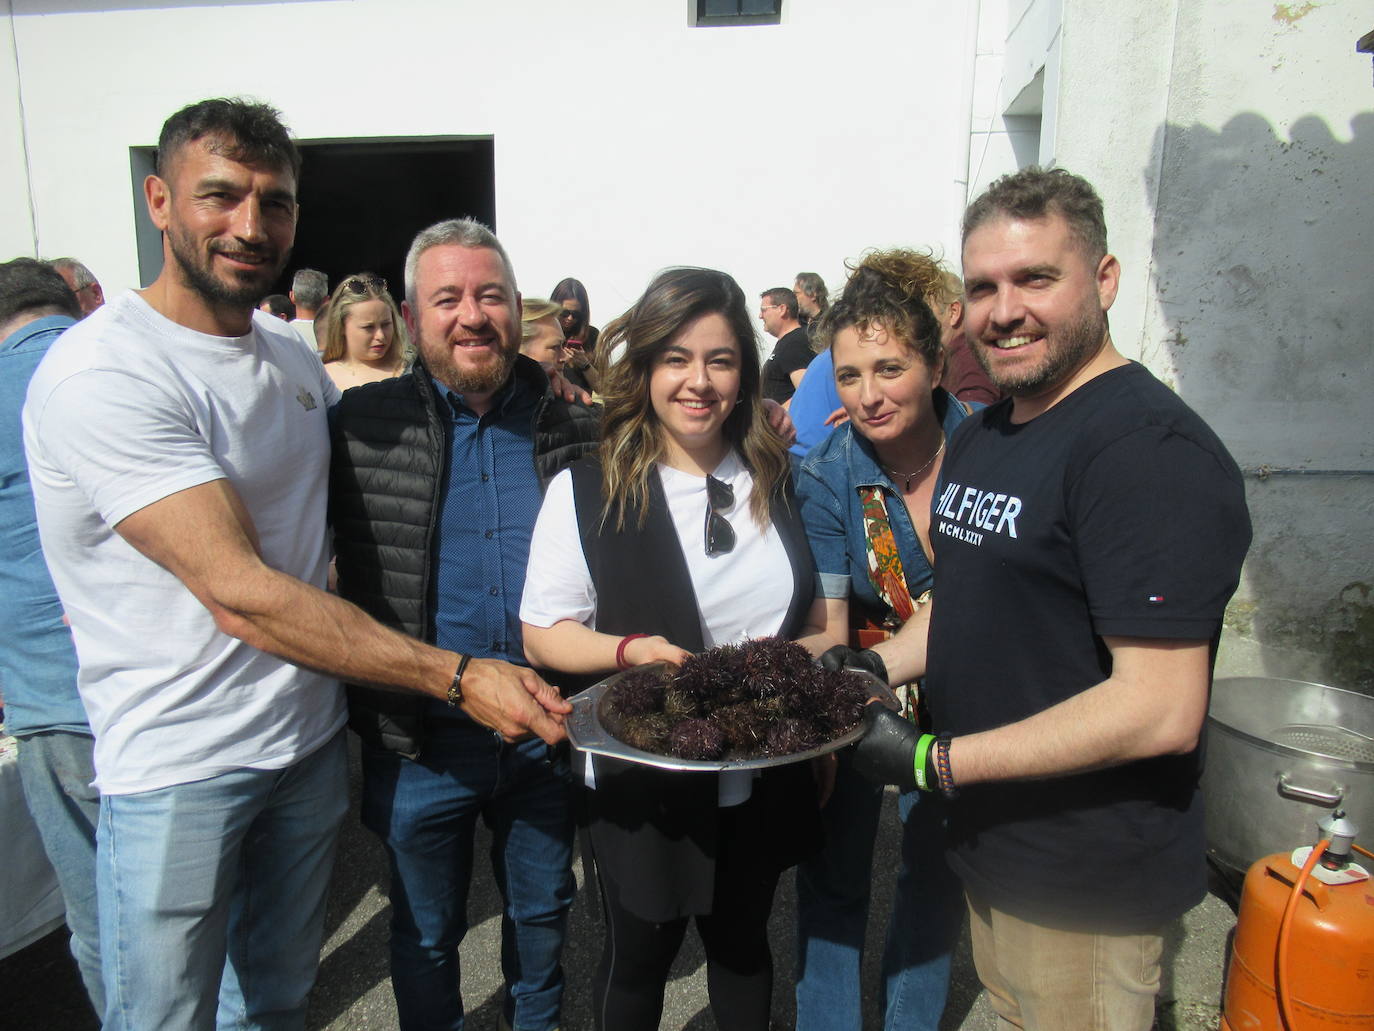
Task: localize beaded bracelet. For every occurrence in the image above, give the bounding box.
[616,633,650,671]
[445,654,472,708]
[934,734,958,799]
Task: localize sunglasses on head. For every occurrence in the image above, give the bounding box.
[342,274,387,296]
[704,474,736,557]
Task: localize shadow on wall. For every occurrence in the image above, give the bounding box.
[1143,111,1374,694]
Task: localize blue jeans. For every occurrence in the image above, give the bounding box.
[794,753,960,1031]
[98,730,348,1031]
[361,720,575,1031]
[16,729,104,1015]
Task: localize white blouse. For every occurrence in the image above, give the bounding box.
[521,450,794,802]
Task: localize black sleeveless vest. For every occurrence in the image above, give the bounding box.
[567,457,822,921]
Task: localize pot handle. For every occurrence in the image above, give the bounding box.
[1277,773,1343,807]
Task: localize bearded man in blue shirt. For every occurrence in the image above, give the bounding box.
[329,218,599,1031]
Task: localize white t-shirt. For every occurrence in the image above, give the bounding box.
[522,450,792,803]
[23,291,346,794]
[290,317,318,354]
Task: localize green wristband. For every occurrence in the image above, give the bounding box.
[912,733,937,792]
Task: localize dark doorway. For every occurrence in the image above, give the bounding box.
[131,137,496,301]
[287,137,495,300]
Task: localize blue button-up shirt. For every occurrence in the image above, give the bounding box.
[2,315,87,736]
[428,374,543,712]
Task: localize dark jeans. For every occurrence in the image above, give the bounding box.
[361,721,575,1031]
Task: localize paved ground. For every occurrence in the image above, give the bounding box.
[2,738,1237,1029]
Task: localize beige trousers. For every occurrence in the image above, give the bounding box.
[965,892,1164,1031]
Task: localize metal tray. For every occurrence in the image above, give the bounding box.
[566,662,900,772]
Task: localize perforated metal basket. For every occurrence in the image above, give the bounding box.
[1203,677,1374,877]
[566,664,899,772]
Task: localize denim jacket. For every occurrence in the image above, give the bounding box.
[796,388,981,620]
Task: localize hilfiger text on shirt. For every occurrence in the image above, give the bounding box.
[934,482,1022,547]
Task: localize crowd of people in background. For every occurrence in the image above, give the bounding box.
[0,94,1251,1031]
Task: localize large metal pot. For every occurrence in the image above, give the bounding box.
[1203,676,1374,878]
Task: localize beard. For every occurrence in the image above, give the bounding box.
[421,336,519,396]
[166,221,286,311]
[972,303,1108,398]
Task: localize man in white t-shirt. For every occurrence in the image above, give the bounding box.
[23,97,569,1031]
[288,267,327,353]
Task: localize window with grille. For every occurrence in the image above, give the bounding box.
[694,0,782,27]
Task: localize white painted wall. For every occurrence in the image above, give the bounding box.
[2,0,974,339]
[964,0,1061,205]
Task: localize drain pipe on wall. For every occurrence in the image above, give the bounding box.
[952,0,982,263]
[2,0,39,256]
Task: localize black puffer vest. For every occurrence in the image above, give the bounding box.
[328,355,599,757]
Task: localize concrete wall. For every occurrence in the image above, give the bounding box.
[960,0,1372,690]
[1053,0,1374,690]
[1,0,973,335]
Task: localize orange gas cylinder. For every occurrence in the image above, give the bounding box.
[1221,840,1374,1030]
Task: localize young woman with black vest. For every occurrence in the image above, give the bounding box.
[521,267,821,1031]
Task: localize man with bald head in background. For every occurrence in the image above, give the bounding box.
[48,257,104,317]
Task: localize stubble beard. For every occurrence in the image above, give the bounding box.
[973,303,1108,398]
[167,221,286,312]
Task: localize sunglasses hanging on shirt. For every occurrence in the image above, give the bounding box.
[704,474,736,557]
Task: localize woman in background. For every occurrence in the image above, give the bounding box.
[792,249,977,1031]
[550,276,599,354]
[519,297,569,374]
[320,273,408,391]
[522,267,820,1031]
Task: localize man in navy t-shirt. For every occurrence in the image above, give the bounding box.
[843,167,1251,1030]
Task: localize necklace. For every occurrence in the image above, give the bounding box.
[883,434,946,492]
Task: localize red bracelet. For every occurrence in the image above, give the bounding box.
[616,633,650,671]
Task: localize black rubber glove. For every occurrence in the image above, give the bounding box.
[852,703,923,789]
[819,644,889,685]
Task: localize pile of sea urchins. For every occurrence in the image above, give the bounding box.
[599,637,870,761]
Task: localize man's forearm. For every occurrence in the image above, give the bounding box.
[112,479,569,742]
[211,565,570,742]
[946,637,1210,787]
[211,563,453,697]
[868,601,932,685]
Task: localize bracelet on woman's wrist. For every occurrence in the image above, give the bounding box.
[616,633,650,671]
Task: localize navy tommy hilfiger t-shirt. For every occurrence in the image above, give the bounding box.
[926,361,1251,931]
